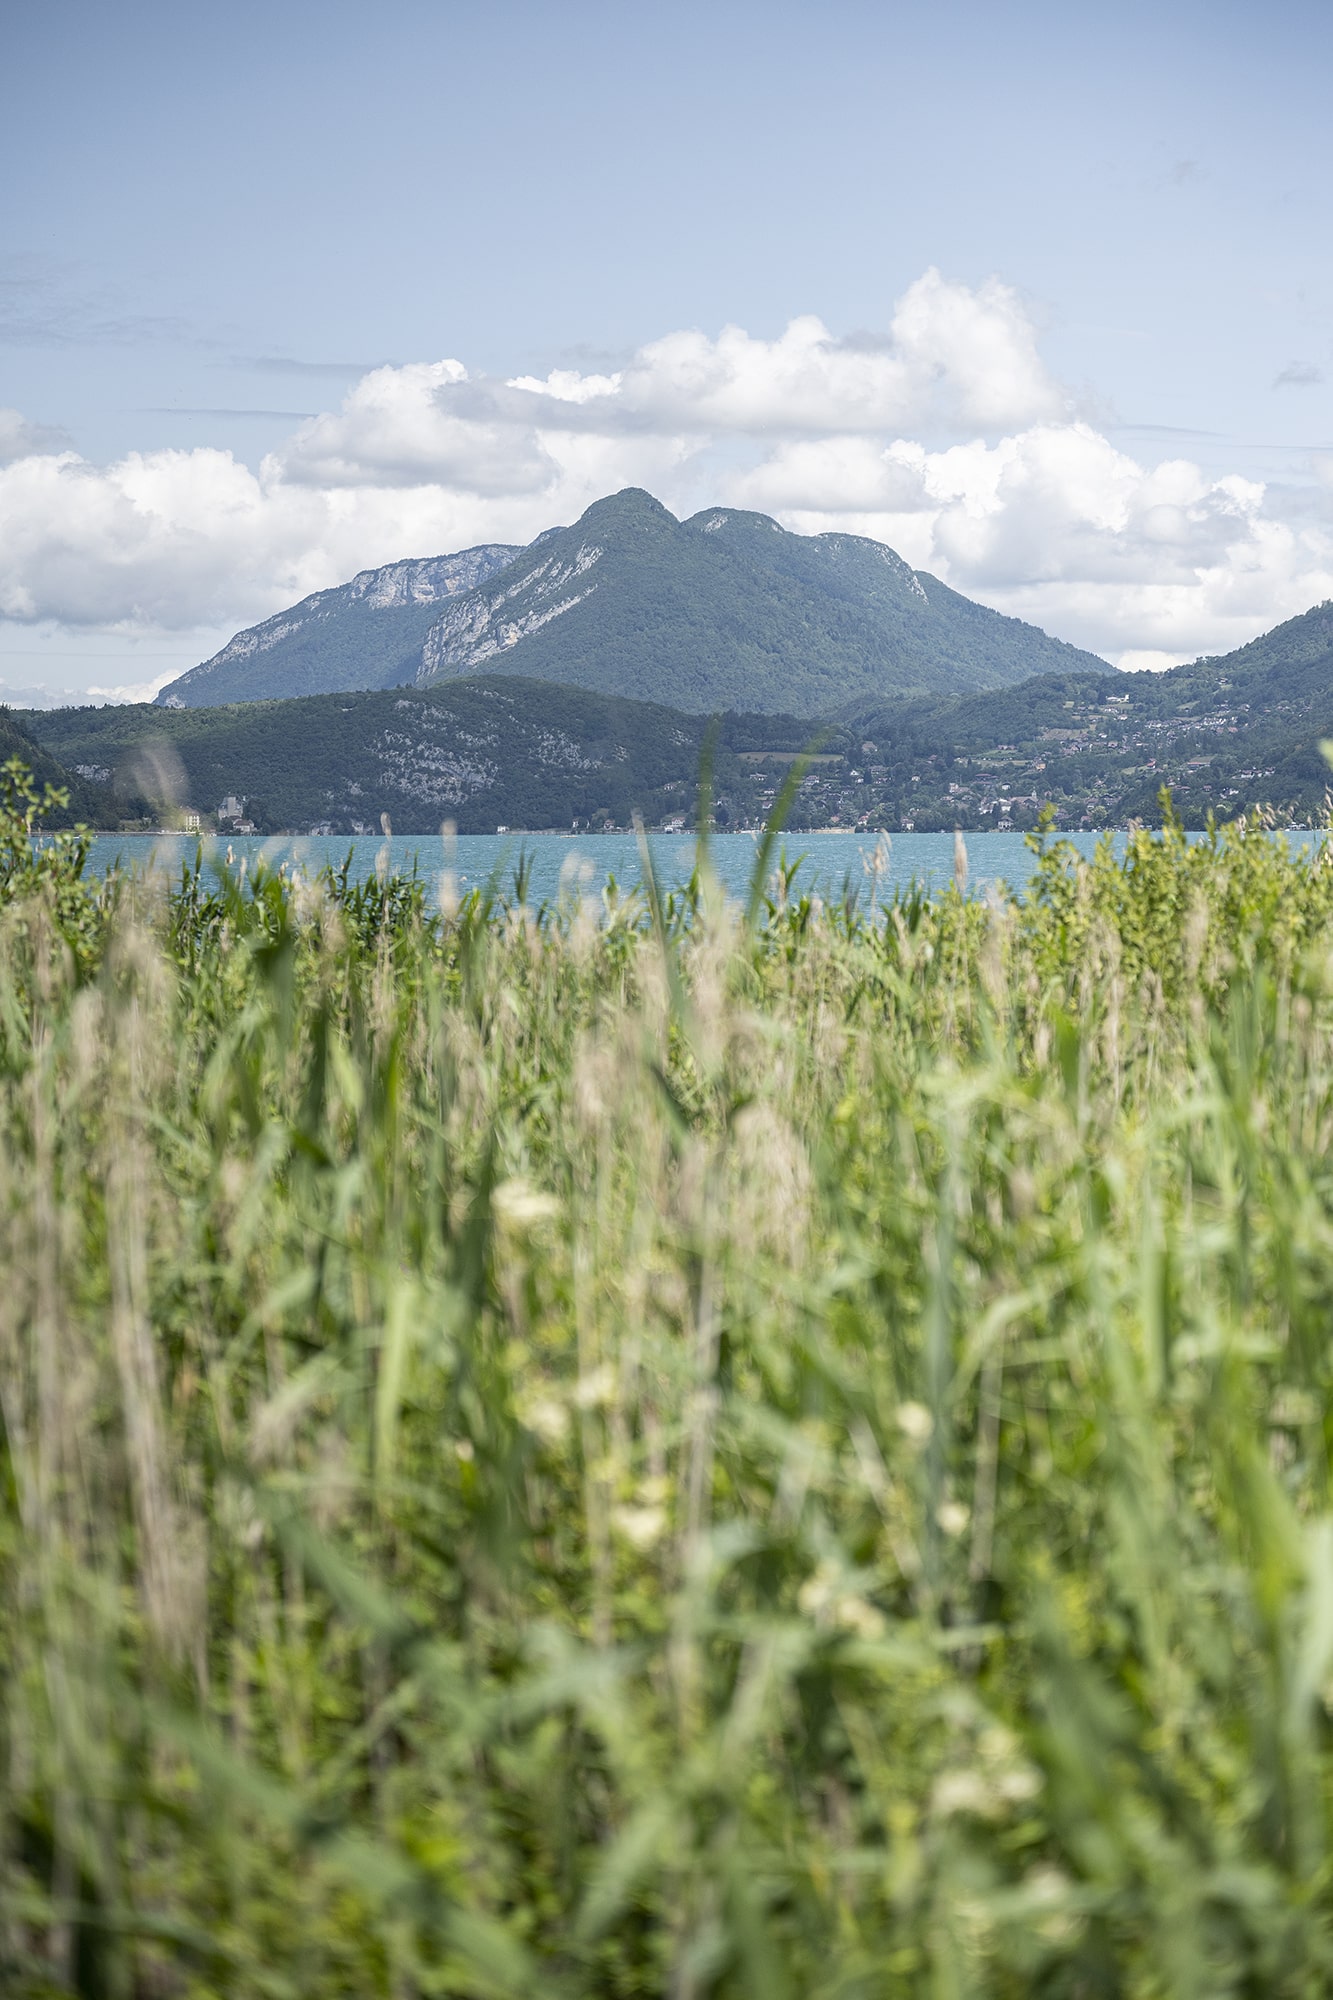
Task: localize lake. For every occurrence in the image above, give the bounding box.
[71,826,1201,907]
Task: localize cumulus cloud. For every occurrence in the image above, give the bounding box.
[278,361,554,492]
[509,269,1066,437]
[0,430,695,634]
[3,267,1333,680]
[0,446,557,628]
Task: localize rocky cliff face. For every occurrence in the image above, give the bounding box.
[346,548,519,611]
[158,544,523,706]
[418,544,605,678]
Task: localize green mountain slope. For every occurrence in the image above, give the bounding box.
[159,545,523,708]
[415,489,1111,713]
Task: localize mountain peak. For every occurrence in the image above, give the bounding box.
[571,488,679,533]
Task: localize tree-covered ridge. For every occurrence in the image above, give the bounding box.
[0,707,111,826]
[25,598,1333,835]
[25,677,833,835]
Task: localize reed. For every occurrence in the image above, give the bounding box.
[5,769,1333,1996]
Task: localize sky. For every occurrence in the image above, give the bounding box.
[2,0,1332,703]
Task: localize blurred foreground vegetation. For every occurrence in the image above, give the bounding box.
[8,758,1333,1994]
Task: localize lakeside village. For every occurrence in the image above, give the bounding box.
[74,764,1049,840]
[72,783,263,837]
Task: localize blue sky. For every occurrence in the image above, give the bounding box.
[3,0,1332,699]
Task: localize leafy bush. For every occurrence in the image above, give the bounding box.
[0,755,108,976]
[5,769,1333,1995]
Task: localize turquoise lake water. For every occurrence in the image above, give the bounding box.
[66,826,1260,908]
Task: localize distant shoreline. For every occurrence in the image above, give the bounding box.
[50,819,1297,840]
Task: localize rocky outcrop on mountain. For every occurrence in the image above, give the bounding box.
[158,544,522,707]
[419,543,605,677]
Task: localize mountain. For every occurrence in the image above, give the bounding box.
[160,544,522,708]
[156,489,1110,715]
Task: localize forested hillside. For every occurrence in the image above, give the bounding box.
[28,678,831,834]
[0,707,115,826]
[28,600,1333,835]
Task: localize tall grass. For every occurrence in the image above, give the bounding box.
[6,767,1333,1994]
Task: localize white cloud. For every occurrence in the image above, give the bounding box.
[2,268,1332,690]
[508,366,624,406]
[508,269,1066,437]
[278,361,556,493]
[0,443,596,631]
